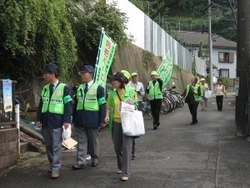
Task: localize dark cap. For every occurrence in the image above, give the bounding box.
[80,65,95,74]
[42,63,58,74]
[108,72,126,83]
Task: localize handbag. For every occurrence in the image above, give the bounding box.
[121,110,145,136]
[205,90,212,99]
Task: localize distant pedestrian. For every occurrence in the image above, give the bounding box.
[199,78,209,111]
[146,71,163,130]
[213,78,227,111]
[128,72,145,110]
[36,63,72,179]
[182,77,201,125]
[72,65,106,170]
[105,72,138,181]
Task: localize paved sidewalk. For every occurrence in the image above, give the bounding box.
[1,93,250,188]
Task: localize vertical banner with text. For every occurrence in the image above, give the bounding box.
[94,30,117,89]
[2,79,13,112]
[157,53,174,88]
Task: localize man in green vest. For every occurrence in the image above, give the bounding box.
[36,63,72,179]
[146,71,163,130]
[72,65,106,169]
[182,77,201,124]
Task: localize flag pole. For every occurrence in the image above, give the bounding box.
[157,50,170,72]
[94,28,105,81]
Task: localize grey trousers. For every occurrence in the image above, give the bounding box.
[75,127,99,165]
[200,96,208,108]
[112,122,134,177]
[42,127,63,174]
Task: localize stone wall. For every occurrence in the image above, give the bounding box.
[111,44,193,93]
[0,128,19,170]
[15,43,194,115]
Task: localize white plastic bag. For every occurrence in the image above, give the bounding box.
[121,110,145,136]
[205,90,212,99]
[119,102,135,113]
[62,124,72,141]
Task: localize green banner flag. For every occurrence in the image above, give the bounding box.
[157,53,173,88]
[94,31,117,89]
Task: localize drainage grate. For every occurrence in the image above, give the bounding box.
[138,155,171,161]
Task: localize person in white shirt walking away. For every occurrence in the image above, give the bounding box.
[128,72,145,111]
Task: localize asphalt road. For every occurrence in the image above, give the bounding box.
[1,93,250,188]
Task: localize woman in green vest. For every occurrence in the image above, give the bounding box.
[182,77,201,125]
[146,71,163,130]
[105,72,138,181]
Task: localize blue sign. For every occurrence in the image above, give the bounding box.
[2,79,12,112]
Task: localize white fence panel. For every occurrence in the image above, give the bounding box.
[106,0,193,71]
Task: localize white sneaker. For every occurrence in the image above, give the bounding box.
[121,176,129,181]
[117,170,122,174]
[86,154,91,161]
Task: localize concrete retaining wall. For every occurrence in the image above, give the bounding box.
[0,128,19,170]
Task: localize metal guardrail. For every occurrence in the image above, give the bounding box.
[0,79,17,127]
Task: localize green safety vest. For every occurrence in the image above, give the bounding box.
[148,81,163,100]
[41,83,72,114]
[108,86,138,132]
[184,84,201,102]
[76,83,106,111]
[199,83,208,97]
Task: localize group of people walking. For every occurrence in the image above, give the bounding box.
[36,63,164,181]
[182,76,227,125]
[36,63,228,181]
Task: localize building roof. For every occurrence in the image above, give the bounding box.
[177,31,237,49]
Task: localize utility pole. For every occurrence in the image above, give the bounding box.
[235,0,250,136]
[208,0,213,91]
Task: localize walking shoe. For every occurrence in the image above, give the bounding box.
[117,170,122,174]
[51,173,59,179]
[86,154,91,161]
[47,168,52,173]
[121,176,129,181]
[72,164,85,170]
[153,125,157,130]
[91,161,99,167]
[132,154,136,160]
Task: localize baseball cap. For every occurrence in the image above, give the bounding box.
[131,72,138,77]
[42,63,59,74]
[200,78,206,81]
[121,70,131,80]
[80,65,95,74]
[151,71,158,76]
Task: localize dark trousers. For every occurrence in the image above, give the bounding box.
[188,103,199,123]
[149,99,162,126]
[132,139,135,155]
[216,95,224,111]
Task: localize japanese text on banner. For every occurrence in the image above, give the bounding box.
[94,33,117,89]
[157,54,173,88]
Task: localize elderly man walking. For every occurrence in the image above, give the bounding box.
[72,65,106,169]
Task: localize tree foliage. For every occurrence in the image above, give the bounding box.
[67,0,129,66]
[0,0,129,80]
[0,0,77,80]
[131,0,237,41]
